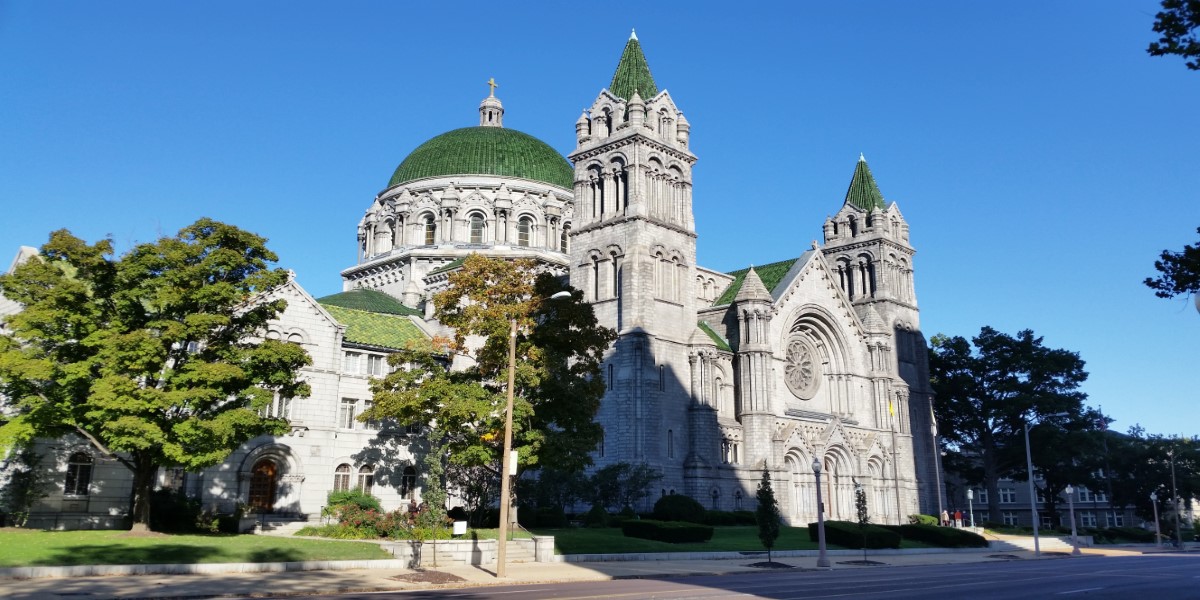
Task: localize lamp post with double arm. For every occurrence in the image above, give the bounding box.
[1023,411,1069,557]
[495,290,571,578]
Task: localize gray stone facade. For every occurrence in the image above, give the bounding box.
[2,33,938,528]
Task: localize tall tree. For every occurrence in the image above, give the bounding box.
[1146,226,1200,305]
[0,219,311,530]
[929,327,1088,523]
[755,467,782,564]
[364,255,616,495]
[1148,0,1200,71]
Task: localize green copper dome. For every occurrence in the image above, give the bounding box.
[388,127,574,190]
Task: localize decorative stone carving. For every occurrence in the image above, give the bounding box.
[784,336,821,400]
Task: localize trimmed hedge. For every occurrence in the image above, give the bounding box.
[703,510,758,526]
[1105,526,1155,543]
[583,504,608,528]
[653,494,707,523]
[808,520,902,549]
[908,513,939,526]
[898,524,988,548]
[622,519,715,543]
[518,506,567,528]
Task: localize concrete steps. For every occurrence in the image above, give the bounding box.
[254,517,312,536]
[987,532,1079,553]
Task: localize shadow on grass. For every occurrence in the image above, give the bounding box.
[34,544,221,566]
[246,548,306,563]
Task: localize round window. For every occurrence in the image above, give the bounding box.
[784,336,821,399]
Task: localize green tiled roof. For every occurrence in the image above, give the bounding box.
[316,289,421,316]
[388,127,574,190]
[428,256,466,276]
[609,34,658,101]
[321,304,430,352]
[697,321,730,351]
[714,258,799,306]
[844,156,886,211]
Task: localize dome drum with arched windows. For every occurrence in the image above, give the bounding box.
[343,89,577,303]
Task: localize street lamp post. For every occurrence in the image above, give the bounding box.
[495,291,570,578]
[1150,492,1162,549]
[812,457,830,568]
[1023,419,1042,557]
[967,488,975,529]
[1168,449,1184,549]
[1023,411,1069,558]
[1064,485,1081,556]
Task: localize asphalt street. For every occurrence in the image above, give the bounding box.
[252,553,1199,600]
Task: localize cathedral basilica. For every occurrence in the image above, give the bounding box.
[6,33,939,529]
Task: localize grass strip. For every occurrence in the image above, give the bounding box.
[0,530,391,568]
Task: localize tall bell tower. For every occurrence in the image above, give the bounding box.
[568,30,698,340]
[568,32,700,472]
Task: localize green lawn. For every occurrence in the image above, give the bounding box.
[531,525,932,554]
[0,530,391,568]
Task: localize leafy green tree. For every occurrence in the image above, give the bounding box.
[854,480,870,561]
[588,462,662,512]
[363,255,616,501]
[755,467,782,563]
[0,220,311,530]
[1148,0,1200,71]
[929,327,1088,523]
[1106,430,1198,526]
[0,446,53,526]
[1146,226,1200,304]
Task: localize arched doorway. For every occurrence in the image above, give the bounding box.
[248,459,277,513]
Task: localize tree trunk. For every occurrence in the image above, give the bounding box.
[127,454,157,532]
[981,438,1002,524]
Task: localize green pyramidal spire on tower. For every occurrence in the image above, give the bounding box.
[609,29,658,101]
[844,154,886,211]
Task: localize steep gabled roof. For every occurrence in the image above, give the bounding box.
[844,154,886,211]
[696,321,731,351]
[320,304,430,352]
[316,289,421,316]
[609,31,658,101]
[714,257,799,306]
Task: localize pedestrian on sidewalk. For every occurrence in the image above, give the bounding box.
[954,509,963,528]
[941,509,950,527]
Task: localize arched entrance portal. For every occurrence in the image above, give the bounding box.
[248,459,278,512]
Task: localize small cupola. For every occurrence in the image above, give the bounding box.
[479,77,504,127]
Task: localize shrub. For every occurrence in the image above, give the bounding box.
[1105,526,1154,543]
[808,520,901,549]
[521,506,567,528]
[732,510,757,525]
[325,489,382,513]
[583,504,608,528]
[653,494,706,523]
[148,489,204,533]
[295,523,377,539]
[622,519,714,543]
[908,513,939,526]
[703,510,740,526]
[898,524,988,548]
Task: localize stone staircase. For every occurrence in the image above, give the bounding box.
[499,539,536,563]
[987,532,1081,553]
[254,515,313,536]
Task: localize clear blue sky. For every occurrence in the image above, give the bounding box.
[2,1,1197,437]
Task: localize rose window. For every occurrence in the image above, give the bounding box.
[784,337,821,399]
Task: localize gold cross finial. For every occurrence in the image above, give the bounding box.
[487,77,498,97]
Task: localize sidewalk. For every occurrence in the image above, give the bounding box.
[0,547,1108,600]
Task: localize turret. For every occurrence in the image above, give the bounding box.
[479,78,504,127]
